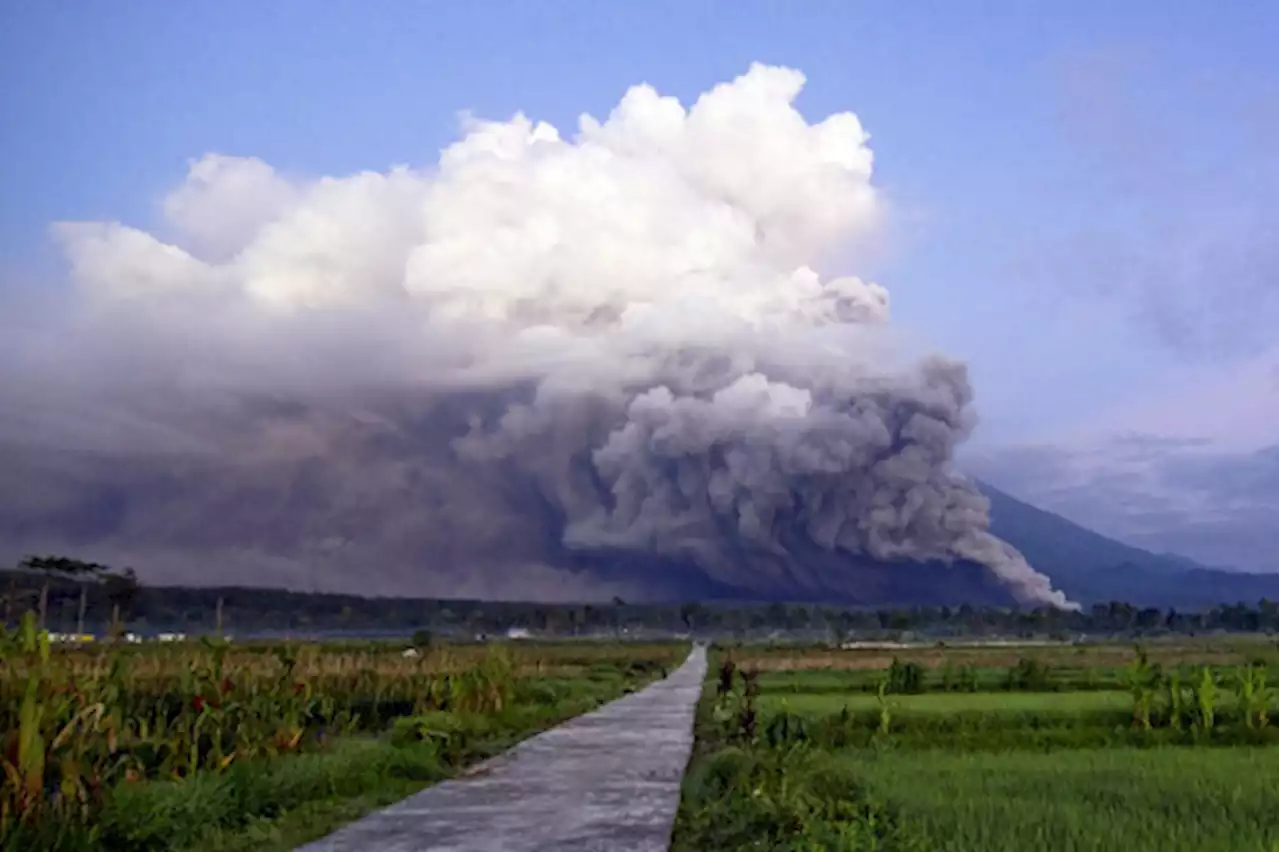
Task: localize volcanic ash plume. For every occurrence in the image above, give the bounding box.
[0,64,1075,609]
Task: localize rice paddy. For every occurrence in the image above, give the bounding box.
[758,689,1135,715]
[672,639,1280,851]
[859,747,1277,852]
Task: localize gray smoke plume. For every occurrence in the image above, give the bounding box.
[0,65,1074,608]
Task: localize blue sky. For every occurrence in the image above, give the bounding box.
[1,1,1276,571]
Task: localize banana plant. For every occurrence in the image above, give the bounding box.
[1194,666,1218,732]
[1125,646,1165,729]
[1234,664,1271,729]
[1164,669,1184,731]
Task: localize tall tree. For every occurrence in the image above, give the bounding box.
[104,567,140,638]
[20,555,107,630]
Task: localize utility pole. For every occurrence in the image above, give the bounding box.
[77,584,88,635]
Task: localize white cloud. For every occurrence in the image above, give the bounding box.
[161,154,298,260]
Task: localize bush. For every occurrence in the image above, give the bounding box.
[673,744,924,851]
[1005,657,1052,691]
[886,658,925,694]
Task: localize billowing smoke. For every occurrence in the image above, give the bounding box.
[0,64,1073,608]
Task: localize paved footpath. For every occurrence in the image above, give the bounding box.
[296,644,708,852]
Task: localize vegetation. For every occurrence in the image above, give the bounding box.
[858,748,1277,852]
[6,552,1278,850]
[673,643,1279,850]
[3,561,1275,639]
[0,611,685,851]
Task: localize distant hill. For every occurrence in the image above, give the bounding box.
[979,481,1189,577]
[980,481,1277,609]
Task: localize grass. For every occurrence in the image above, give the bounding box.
[758,690,1134,716]
[158,691,609,852]
[121,672,665,852]
[99,736,450,852]
[729,638,1279,674]
[755,662,1280,695]
[191,785,423,852]
[857,746,1279,852]
[674,644,1280,850]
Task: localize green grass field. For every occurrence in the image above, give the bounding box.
[857,747,1279,852]
[758,689,1133,715]
[674,643,1280,851]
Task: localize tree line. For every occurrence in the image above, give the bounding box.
[3,556,1275,638]
[4,556,140,635]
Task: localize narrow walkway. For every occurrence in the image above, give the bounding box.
[296,645,708,852]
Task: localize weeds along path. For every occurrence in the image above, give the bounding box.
[295,644,707,852]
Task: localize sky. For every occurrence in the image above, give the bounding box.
[0,1,1275,579]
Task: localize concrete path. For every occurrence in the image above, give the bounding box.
[296,645,708,852]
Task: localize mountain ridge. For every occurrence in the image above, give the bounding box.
[979,480,1276,609]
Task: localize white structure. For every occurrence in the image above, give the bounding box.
[48,632,95,644]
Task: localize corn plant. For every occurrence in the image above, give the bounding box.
[1,624,685,845]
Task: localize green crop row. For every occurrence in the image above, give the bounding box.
[673,652,1279,850]
[755,653,1279,696]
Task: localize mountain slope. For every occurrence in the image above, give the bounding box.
[980,481,1190,577]
[981,481,1277,609]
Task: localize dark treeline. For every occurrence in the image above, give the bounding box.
[3,558,1275,638]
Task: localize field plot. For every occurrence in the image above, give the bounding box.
[859,747,1277,852]
[758,689,1134,715]
[0,613,687,852]
[740,637,1278,676]
[672,640,1279,851]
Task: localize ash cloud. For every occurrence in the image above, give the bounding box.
[0,64,1073,608]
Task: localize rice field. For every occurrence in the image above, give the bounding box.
[857,747,1278,852]
[758,689,1135,715]
[673,640,1280,851]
